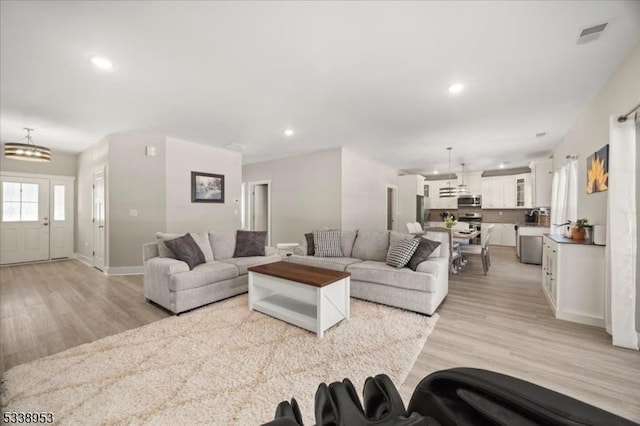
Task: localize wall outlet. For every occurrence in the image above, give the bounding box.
[499,211,503,215]
[129,209,138,217]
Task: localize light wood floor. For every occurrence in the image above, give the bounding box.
[1,249,639,421]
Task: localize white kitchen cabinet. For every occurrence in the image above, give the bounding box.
[425,179,457,210]
[483,223,516,247]
[501,224,517,246]
[481,174,532,209]
[457,171,482,195]
[541,235,605,327]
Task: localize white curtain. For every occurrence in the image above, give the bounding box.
[606,116,638,350]
[550,159,578,233]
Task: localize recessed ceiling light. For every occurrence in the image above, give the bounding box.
[448,83,464,94]
[433,170,439,174]
[90,56,113,70]
[536,132,547,137]
[283,128,294,137]
[499,163,505,169]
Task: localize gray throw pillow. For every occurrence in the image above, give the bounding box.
[407,237,442,271]
[233,230,267,257]
[164,233,206,270]
[313,229,343,257]
[386,238,420,269]
[304,232,315,255]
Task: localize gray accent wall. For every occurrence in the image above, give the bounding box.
[165,137,241,233]
[76,133,241,269]
[107,133,167,268]
[552,43,640,225]
[243,148,343,245]
[1,149,77,176]
[341,148,399,231]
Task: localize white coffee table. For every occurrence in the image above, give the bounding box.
[248,261,350,338]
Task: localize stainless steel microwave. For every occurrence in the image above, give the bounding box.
[458,195,481,207]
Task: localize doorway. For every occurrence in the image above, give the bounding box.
[246,180,271,245]
[0,174,75,265]
[386,184,398,231]
[93,169,106,271]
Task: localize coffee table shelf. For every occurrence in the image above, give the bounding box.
[248,261,350,338]
[252,294,317,332]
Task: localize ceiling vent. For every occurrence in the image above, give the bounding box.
[577,23,608,44]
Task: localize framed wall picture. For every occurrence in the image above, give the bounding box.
[586,144,609,194]
[191,172,225,203]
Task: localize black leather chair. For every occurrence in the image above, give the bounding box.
[262,367,637,426]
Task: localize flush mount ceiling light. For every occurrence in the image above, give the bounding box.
[448,83,464,94]
[439,147,457,198]
[499,163,506,169]
[433,170,439,174]
[4,128,51,162]
[283,128,294,137]
[457,162,470,195]
[90,56,113,70]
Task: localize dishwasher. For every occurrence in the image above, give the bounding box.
[520,235,543,265]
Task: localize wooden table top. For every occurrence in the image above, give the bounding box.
[453,230,481,240]
[248,261,351,287]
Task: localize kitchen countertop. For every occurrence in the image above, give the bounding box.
[544,233,604,246]
[515,223,549,228]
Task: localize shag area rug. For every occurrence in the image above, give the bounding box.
[1,295,437,425]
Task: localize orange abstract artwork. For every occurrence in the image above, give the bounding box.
[586,145,609,194]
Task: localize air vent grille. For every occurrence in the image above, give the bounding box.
[577,23,608,44]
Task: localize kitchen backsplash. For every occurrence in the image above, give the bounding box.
[428,208,549,225]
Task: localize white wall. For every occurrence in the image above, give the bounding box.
[0,149,77,176]
[243,148,342,245]
[341,148,399,231]
[165,137,241,233]
[76,138,108,262]
[552,43,640,225]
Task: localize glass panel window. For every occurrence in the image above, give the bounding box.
[2,202,20,221]
[1,182,40,222]
[54,185,65,221]
[21,183,39,202]
[21,202,39,221]
[3,182,21,201]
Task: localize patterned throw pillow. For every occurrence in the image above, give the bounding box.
[233,230,267,257]
[164,234,206,270]
[304,232,315,255]
[407,237,442,271]
[386,238,420,269]
[313,230,343,257]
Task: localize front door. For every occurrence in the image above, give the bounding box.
[0,176,50,264]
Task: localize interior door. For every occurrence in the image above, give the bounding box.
[0,176,50,264]
[252,184,268,232]
[93,170,106,271]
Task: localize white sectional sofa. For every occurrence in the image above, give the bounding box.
[143,230,280,314]
[286,230,449,315]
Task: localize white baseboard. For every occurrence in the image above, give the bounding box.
[104,266,144,276]
[73,254,143,276]
[556,310,605,328]
[74,253,93,267]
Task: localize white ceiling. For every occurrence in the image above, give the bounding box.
[1,1,639,173]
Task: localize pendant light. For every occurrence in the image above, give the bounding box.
[457,162,470,195]
[4,128,51,162]
[439,147,457,198]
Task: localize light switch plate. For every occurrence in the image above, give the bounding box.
[129,209,138,217]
